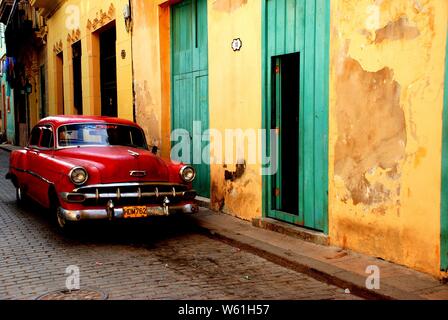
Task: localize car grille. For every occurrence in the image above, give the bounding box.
[64,182,196,206]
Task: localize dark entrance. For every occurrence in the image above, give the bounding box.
[99,25,117,117]
[40,65,47,119]
[72,41,83,115]
[55,52,64,115]
[271,53,300,216]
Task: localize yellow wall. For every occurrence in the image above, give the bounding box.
[131,0,170,157]
[46,0,133,120]
[208,0,262,220]
[131,0,262,220]
[329,0,448,276]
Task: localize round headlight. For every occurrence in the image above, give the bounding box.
[180,166,196,183]
[69,167,88,185]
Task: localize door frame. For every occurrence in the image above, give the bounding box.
[441,31,448,271]
[261,0,330,233]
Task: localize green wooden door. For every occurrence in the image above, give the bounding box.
[263,0,330,232]
[171,0,210,198]
[440,31,448,271]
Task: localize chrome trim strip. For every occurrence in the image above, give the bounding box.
[73,182,187,192]
[130,170,147,177]
[11,167,54,185]
[61,190,196,203]
[59,204,199,222]
[27,171,54,185]
[127,150,140,157]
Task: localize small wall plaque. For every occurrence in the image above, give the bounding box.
[231,38,242,51]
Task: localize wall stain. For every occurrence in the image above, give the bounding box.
[375,16,420,44]
[414,147,427,168]
[225,161,246,181]
[213,0,247,13]
[135,81,161,149]
[211,165,261,218]
[334,57,407,207]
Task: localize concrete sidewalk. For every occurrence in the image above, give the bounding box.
[189,208,448,300]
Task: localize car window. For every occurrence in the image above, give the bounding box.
[40,127,54,149]
[29,127,41,147]
[57,123,148,149]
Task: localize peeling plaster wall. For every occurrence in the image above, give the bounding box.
[130,0,168,156]
[208,0,262,220]
[329,0,448,276]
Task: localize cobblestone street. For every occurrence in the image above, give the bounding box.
[0,150,361,300]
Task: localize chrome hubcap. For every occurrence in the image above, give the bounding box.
[17,188,22,201]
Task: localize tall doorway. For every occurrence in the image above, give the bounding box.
[72,41,83,115]
[55,52,64,115]
[40,65,47,119]
[171,0,210,198]
[271,53,300,217]
[99,25,117,117]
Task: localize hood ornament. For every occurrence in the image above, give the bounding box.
[128,150,140,157]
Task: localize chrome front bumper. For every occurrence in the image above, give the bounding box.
[60,203,199,222]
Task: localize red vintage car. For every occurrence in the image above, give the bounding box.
[6,116,198,232]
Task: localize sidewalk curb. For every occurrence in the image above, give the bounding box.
[190,213,426,300]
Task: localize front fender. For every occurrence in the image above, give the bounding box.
[48,161,101,208]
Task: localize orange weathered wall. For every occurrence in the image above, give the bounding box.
[130,0,171,158]
[329,0,448,276]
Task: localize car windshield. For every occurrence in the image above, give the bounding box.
[57,123,148,150]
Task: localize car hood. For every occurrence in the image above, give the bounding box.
[55,146,171,183]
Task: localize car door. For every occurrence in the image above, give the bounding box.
[26,125,55,207]
[25,127,43,203]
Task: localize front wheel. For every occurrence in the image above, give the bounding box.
[55,207,76,235]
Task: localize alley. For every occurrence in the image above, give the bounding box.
[0,150,362,300]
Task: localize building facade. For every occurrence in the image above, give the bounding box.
[1,0,447,278]
[40,0,133,121]
[0,22,16,144]
[0,0,48,146]
[130,0,448,278]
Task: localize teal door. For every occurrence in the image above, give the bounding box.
[263,0,330,232]
[171,0,210,198]
[440,31,448,271]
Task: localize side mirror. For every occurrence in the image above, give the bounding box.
[151,146,159,155]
